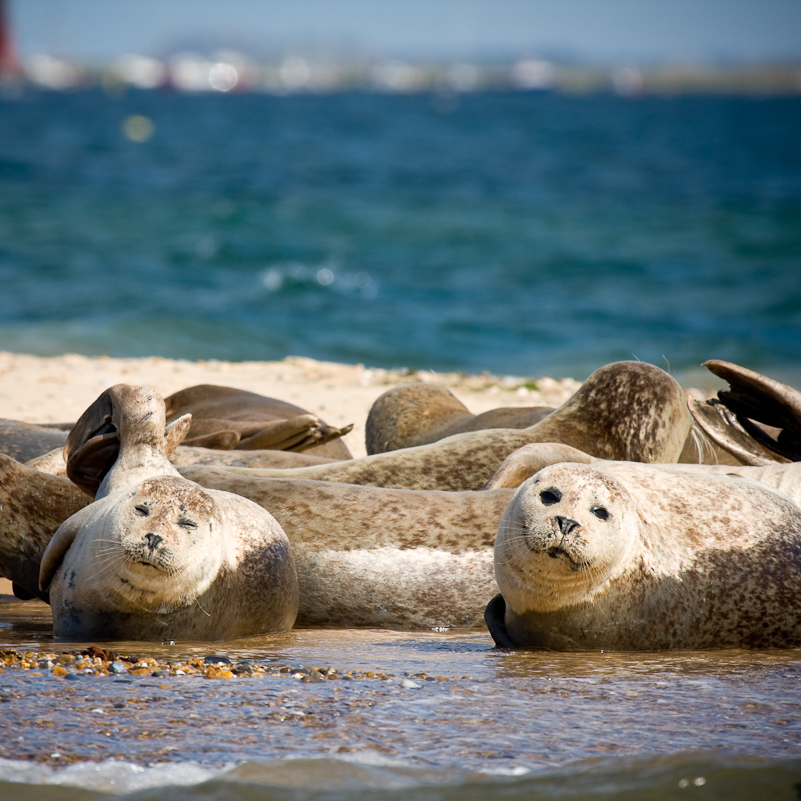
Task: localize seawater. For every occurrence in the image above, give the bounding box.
[0,599,800,800]
[0,88,800,385]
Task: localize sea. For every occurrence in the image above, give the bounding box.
[1,86,800,387]
[1,86,801,799]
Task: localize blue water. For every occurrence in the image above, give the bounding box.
[1,88,800,383]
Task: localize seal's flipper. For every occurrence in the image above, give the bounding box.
[39,509,89,592]
[689,398,790,466]
[65,428,120,496]
[700,360,801,462]
[164,414,192,458]
[484,593,517,648]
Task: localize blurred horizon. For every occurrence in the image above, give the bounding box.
[9,0,801,67]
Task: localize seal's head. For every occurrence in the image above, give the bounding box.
[495,463,641,615]
[102,476,224,612]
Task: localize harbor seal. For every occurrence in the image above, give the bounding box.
[177,467,512,628]
[365,376,743,468]
[0,452,512,630]
[212,361,693,491]
[0,419,68,463]
[38,384,298,641]
[164,384,354,459]
[487,461,801,650]
[365,383,552,454]
[2,384,513,630]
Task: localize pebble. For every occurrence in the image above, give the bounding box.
[0,648,454,685]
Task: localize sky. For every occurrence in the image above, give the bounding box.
[8,0,801,65]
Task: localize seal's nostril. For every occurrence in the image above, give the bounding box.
[145,532,163,550]
[556,516,579,536]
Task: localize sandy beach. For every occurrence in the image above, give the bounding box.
[0,350,582,460]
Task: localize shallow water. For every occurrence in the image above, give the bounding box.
[1,596,799,798]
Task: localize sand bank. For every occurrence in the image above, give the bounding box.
[0,351,581,459]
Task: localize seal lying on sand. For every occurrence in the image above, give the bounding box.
[0,419,68,463]
[366,383,552,454]
[214,361,693,491]
[0,452,511,630]
[164,384,354,458]
[487,461,801,650]
[2,383,513,630]
[367,379,742,467]
[36,385,298,641]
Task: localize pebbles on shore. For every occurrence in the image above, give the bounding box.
[0,647,456,683]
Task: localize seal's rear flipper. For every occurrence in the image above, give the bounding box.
[484,593,517,648]
[693,360,801,463]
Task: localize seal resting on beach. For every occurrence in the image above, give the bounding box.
[0,450,513,629]
[0,419,68,463]
[164,384,354,458]
[0,382,514,630]
[365,383,553,454]
[212,361,693,491]
[36,384,298,641]
[486,461,801,650]
[366,378,741,468]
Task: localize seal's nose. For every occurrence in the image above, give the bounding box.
[145,532,163,550]
[556,516,579,536]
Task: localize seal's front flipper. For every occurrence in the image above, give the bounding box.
[484,593,517,648]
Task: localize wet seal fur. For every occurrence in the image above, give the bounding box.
[216,361,693,491]
[164,384,354,458]
[38,385,298,641]
[488,461,801,650]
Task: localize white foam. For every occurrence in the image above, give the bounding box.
[0,757,224,795]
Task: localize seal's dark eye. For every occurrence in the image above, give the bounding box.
[135,505,149,517]
[178,518,197,530]
[591,505,609,520]
[540,489,562,505]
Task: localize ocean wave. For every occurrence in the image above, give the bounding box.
[0,753,799,800]
[260,262,377,299]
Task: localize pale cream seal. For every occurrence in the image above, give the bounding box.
[488,461,801,650]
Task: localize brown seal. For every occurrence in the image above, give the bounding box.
[37,385,298,641]
[0,420,68,463]
[212,361,693,491]
[487,461,801,650]
[366,377,742,468]
[164,384,354,458]
[365,383,552,454]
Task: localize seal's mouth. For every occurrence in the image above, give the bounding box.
[546,546,589,572]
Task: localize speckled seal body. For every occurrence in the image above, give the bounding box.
[218,361,693,491]
[365,383,553,454]
[489,461,801,650]
[178,465,513,628]
[39,385,298,642]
